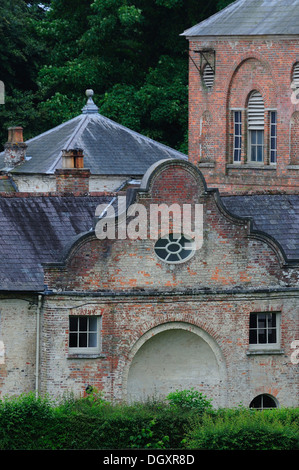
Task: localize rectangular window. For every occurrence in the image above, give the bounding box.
[233,111,242,162]
[69,316,100,353]
[249,312,280,349]
[250,130,264,162]
[270,111,277,164]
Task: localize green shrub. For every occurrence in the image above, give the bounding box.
[166,388,213,414]
[0,392,298,450]
[184,408,299,450]
[0,392,55,450]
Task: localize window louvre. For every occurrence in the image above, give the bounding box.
[248,91,264,130]
[203,64,214,88]
[293,63,299,87]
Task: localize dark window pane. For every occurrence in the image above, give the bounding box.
[88,332,97,347]
[249,330,257,344]
[268,328,277,343]
[155,238,168,248]
[257,145,263,162]
[79,332,87,347]
[258,314,267,328]
[69,333,77,348]
[271,112,276,124]
[262,395,276,408]
[167,253,179,262]
[69,317,78,331]
[268,314,276,328]
[251,146,256,161]
[258,329,267,343]
[250,395,262,408]
[257,131,263,145]
[234,149,240,161]
[250,314,257,328]
[89,317,97,332]
[155,248,167,259]
[79,317,88,331]
[251,131,256,144]
[180,249,191,259]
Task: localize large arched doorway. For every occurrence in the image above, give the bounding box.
[124,322,227,407]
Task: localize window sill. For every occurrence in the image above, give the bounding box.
[198,162,215,168]
[227,164,277,170]
[67,352,106,359]
[287,165,299,170]
[246,348,284,356]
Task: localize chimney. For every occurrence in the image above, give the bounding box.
[55,148,90,193]
[61,148,84,169]
[4,127,27,167]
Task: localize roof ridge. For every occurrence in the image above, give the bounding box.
[47,114,90,173]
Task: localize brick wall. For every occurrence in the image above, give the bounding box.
[41,161,299,407]
[55,169,91,194]
[187,36,299,193]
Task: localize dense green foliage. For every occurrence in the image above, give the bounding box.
[0,390,298,450]
[0,0,235,151]
[184,407,299,450]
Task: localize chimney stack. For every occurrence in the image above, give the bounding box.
[4,127,27,167]
[55,148,90,193]
[61,148,84,169]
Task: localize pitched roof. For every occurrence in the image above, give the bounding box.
[181,0,299,37]
[0,194,112,291]
[0,193,298,291]
[222,194,299,261]
[0,92,186,176]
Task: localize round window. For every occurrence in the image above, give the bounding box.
[154,234,195,264]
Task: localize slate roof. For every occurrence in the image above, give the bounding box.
[222,194,299,262]
[0,193,298,291]
[0,195,112,291]
[0,93,187,176]
[181,0,299,37]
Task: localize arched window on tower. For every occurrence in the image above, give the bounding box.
[247,91,265,163]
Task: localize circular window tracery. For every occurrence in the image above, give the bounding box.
[154,233,195,264]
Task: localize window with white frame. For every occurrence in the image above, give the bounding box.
[247,91,265,163]
[249,312,280,350]
[233,110,242,162]
[249,394,278,409]
[270,111,277,164]
[69,316,101,354]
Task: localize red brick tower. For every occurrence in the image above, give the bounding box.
[181,0,299,194]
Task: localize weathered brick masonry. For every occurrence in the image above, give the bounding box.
[41,161,298,407]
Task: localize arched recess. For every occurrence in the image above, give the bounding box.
[122,322,228,408]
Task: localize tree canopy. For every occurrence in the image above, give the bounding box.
[0,0,234,153]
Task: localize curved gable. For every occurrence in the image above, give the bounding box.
[43,160,298,293]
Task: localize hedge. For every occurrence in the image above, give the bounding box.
[183,408,299,451]
[0,392,298,450]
